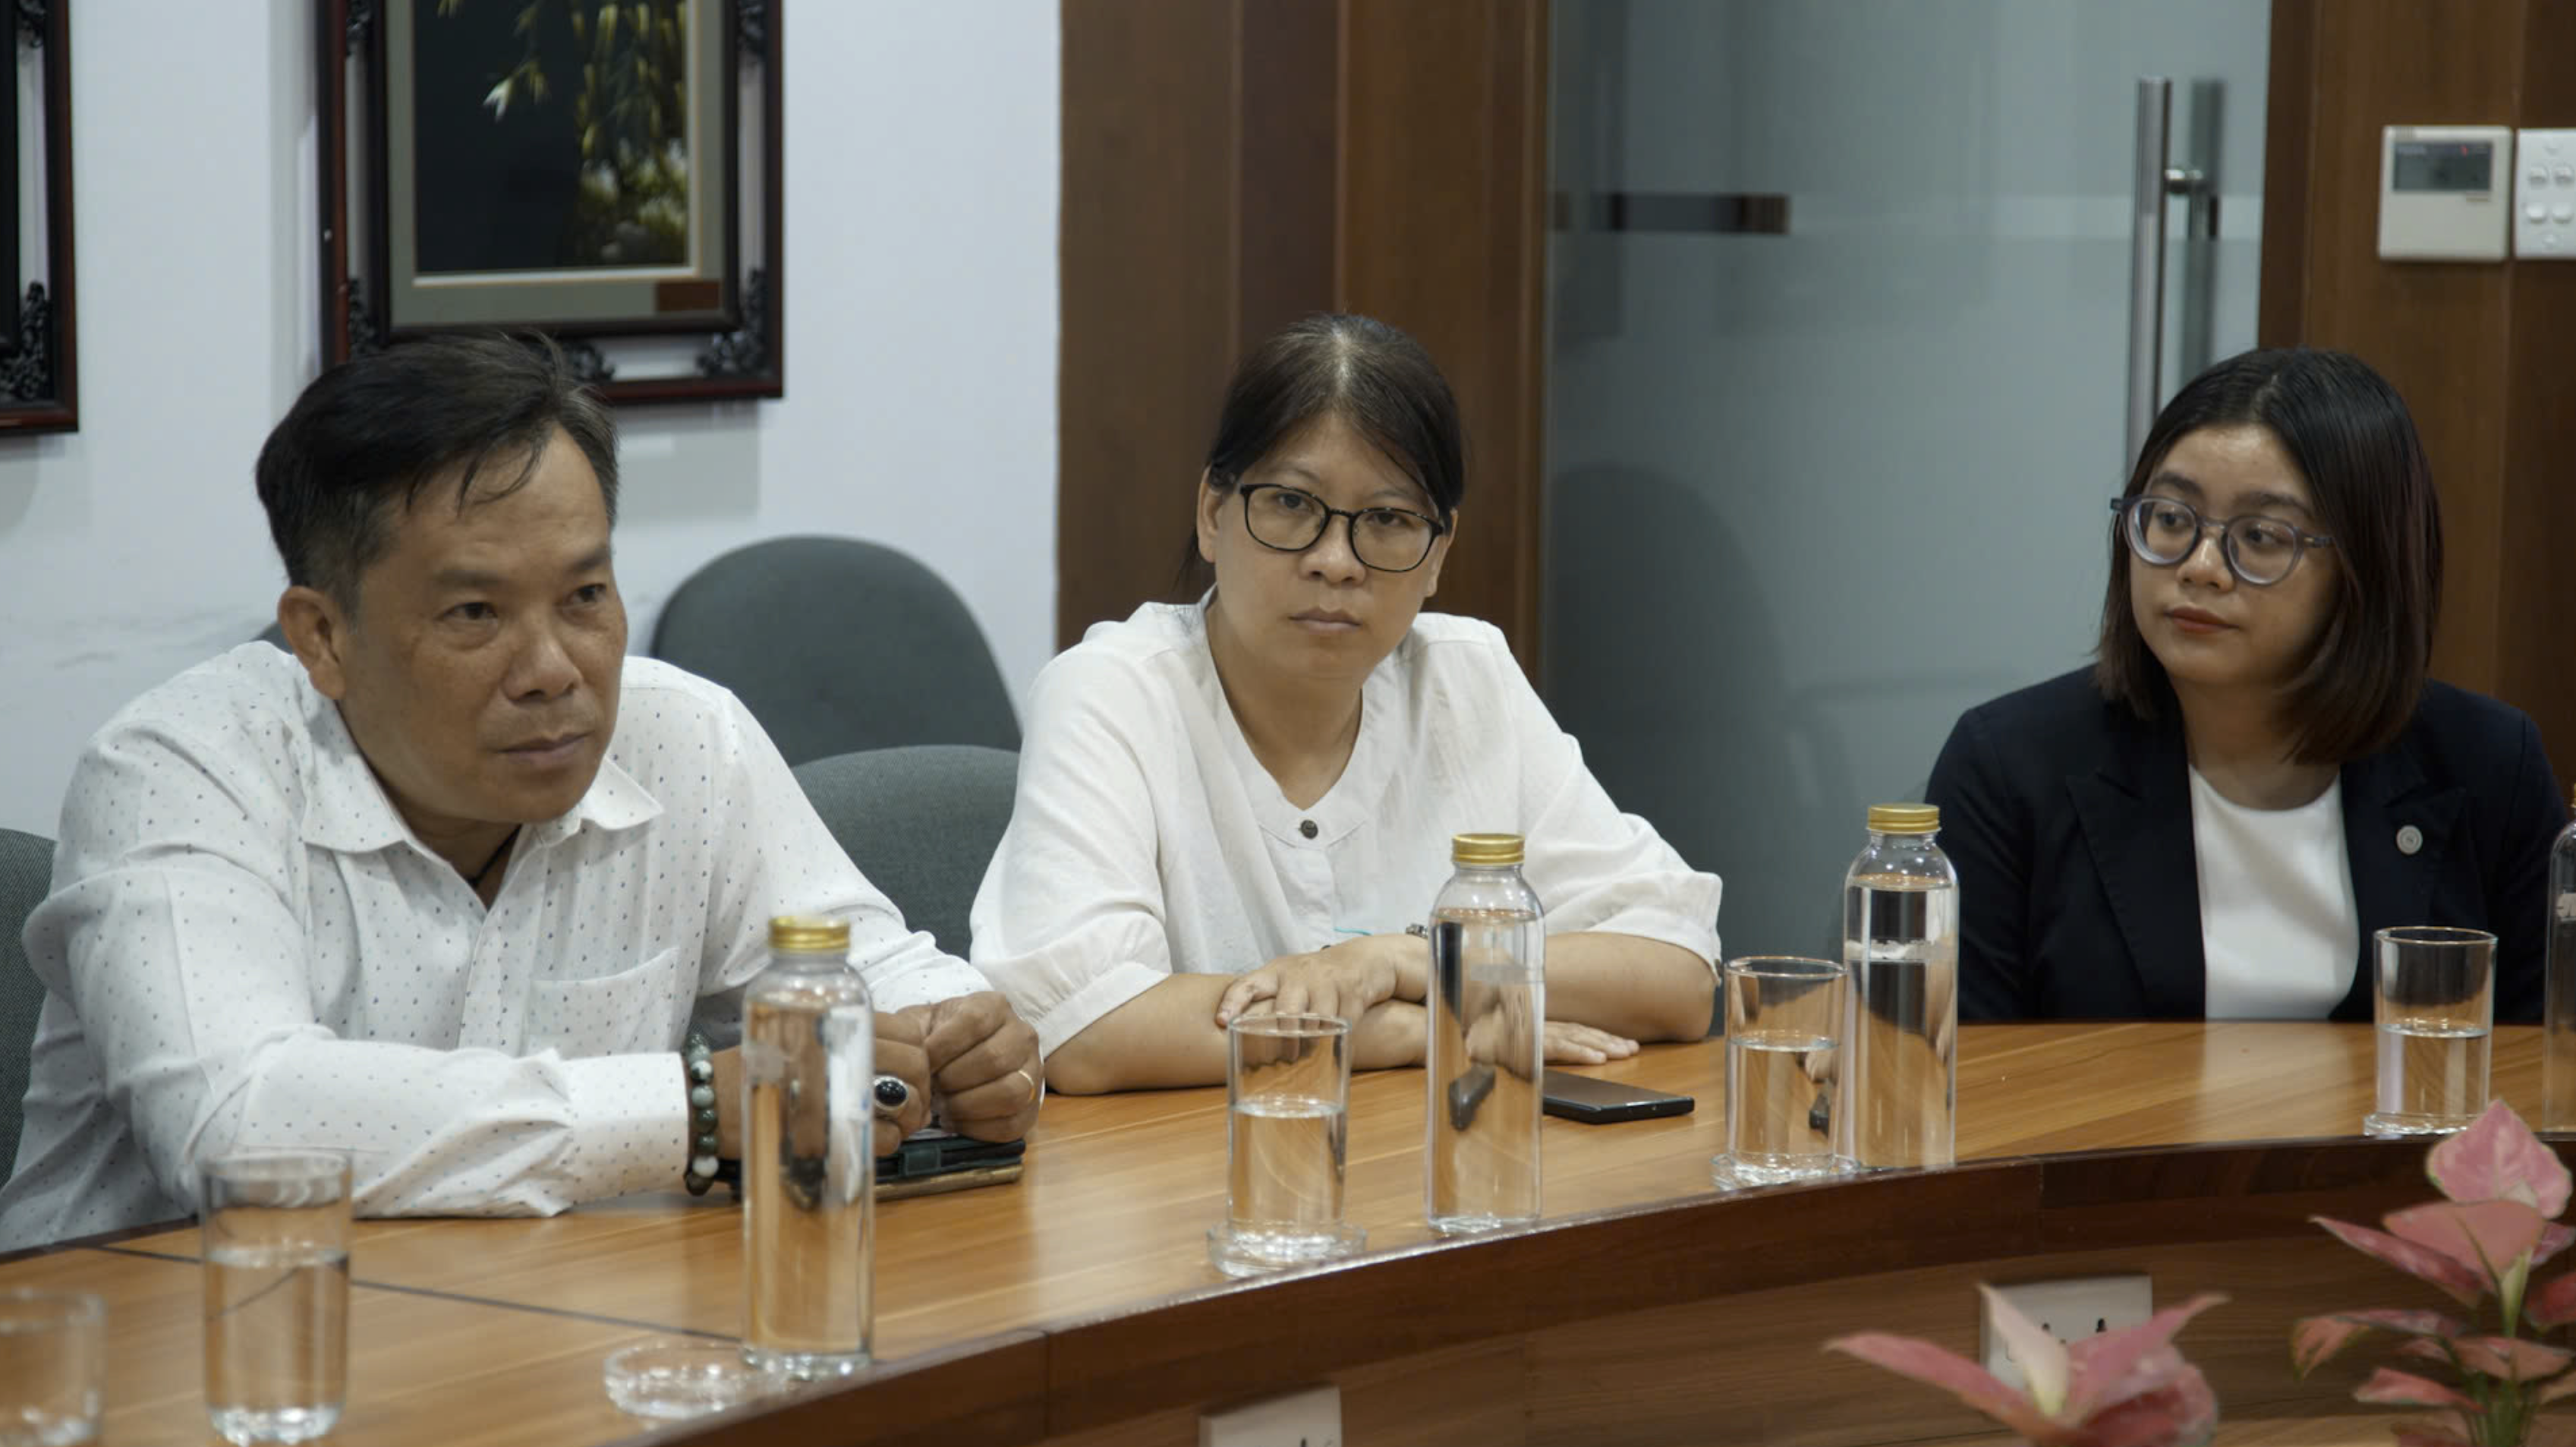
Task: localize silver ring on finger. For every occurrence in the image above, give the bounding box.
[871,1073,912,1118]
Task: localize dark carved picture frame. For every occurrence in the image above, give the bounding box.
[0,1,78,434]
[317,0,783,405]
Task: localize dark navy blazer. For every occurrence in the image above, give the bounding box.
[1926,668,2565,1024]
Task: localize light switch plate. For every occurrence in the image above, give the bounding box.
[2516,129,2576,258]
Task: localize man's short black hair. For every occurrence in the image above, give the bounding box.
[255,335,619,609]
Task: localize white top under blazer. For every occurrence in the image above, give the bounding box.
[2189,765,2359,1020]
[970,601,1724,1058]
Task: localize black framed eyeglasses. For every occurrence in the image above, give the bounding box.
[1238,482,1447,573]
[2111,495,2334,587]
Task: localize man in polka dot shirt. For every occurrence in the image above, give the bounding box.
[0,337,1044,1250]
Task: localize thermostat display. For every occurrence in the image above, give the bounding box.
[2392,140,2494,193]
[2379,125,2511,261]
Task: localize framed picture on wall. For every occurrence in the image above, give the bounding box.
[319,0,783,404]
[0,2,77,434]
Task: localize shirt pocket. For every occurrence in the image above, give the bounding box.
[525,947,688,1058]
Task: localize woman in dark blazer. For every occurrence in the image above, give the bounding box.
[1928,348,2564,1023]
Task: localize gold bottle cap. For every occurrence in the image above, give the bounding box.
[767,915,852,953]
[1452,832,1526,865]
[1866,804,1940,834]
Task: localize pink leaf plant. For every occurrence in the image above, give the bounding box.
[2296,1100,2576,1445]
[1827,1288,2225,1446]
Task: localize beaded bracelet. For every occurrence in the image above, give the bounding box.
[682,1032,721,1196]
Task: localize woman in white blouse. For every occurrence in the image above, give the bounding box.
[972,314,1723,1092]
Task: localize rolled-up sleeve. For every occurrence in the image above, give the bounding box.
[970,653,1176,1059]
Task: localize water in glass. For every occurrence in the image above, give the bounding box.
[1727,1031,1838,1181]
[1227,1095,1346,1231]
[2374,1017,2493,1128]
[203,1244,348,1446]
[2368,926,2495,1138]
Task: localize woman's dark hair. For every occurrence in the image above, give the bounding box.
[255,334,619,610]
[2094,346,2439,763]
[1175,314,1464,593]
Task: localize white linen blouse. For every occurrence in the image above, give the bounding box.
[970,602,1724,1058]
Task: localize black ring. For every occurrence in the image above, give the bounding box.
[873,1073,912,1113]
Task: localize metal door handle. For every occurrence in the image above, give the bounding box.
[2127,78,2173,470]
[2128,77,2218,469]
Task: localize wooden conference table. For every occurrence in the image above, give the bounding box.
[0,1023,2540,1447]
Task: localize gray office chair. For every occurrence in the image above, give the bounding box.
[1,828,56,1168]
[652,536,1020,766]
[792,746,1019,960]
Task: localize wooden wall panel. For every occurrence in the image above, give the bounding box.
[1338,0,1551,665]
[1236,0,1340,349]
[1058,0,1550,661]
[1057,0,1244,647]
[2263,0,2520,692]
[2498,5,2576,787]
[2263,0,2576,783]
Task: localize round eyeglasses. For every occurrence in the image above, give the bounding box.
[1239,483,1447,573]
[2110,495,2334,587]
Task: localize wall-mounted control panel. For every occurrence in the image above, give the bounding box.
[2378,125,2512,260]
[2516,129,2576,259]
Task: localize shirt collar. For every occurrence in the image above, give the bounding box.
[296,689,664,857]
[1189,594,1406,848]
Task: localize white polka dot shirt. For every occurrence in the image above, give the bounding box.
[0,645,989,1250]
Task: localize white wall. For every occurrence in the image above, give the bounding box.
[0,2,1060,836]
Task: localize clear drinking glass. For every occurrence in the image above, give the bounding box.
[199,1150,351,1446]
[1207,1012,1366,1277]
[2367,926,2496,1138]
[1714,957,1846,1189]
[0,1288,104,1446]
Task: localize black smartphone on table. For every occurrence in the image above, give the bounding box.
[1540,1070,1696,1124]
[876,1133,1026,1200]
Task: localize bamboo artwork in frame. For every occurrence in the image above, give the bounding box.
[320,0,783,404]
[0,1,77,434]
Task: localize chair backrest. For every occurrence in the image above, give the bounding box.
[0,828,56,1168]
[792,746,1019,960]
[651,536,1019,766]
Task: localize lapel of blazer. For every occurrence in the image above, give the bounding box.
[2066,707,2206,1016]
[2338,733,2463,1017]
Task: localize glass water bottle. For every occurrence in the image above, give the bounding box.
[742,915,875,1377]
[1840,805,1959,1171]
[2543,788,2576,1130]
[1425,832,1545,1234]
